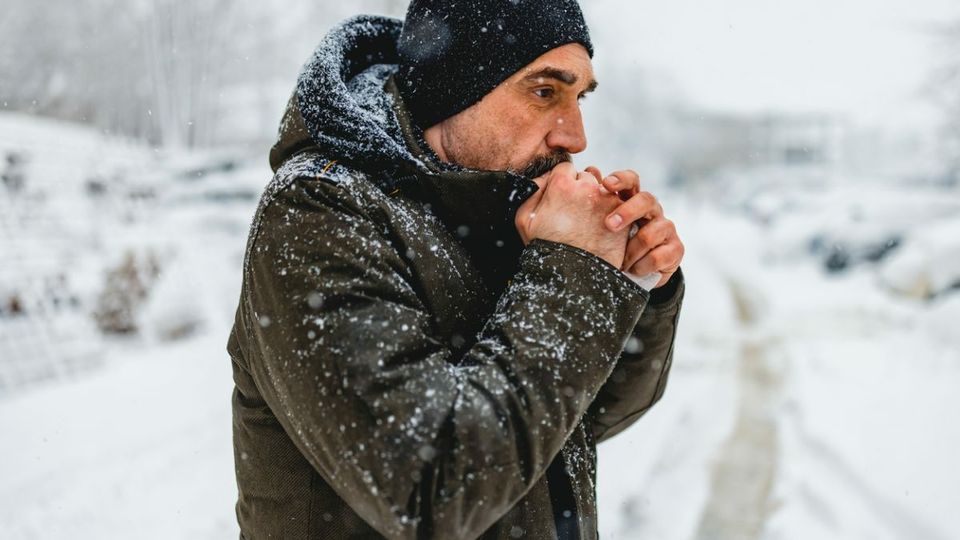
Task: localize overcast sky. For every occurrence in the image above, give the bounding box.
[584,0,960,130]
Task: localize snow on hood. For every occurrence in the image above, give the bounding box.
[270,15,427,178]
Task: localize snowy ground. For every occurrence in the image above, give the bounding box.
[2,116,960,539]
[0,331,238,539]
[597,201,960,540]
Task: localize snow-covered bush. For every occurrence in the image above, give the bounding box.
[138,250,208,342]
[92,249,161,335]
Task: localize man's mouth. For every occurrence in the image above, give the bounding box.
[520,151,572,179]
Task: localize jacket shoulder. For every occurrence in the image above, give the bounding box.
[269,151,355,202]
[242,153,381,277]
[257,152,375,223]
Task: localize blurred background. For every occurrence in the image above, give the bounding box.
[2,0,959,538]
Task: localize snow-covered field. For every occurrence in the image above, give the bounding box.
[2,114,959,539]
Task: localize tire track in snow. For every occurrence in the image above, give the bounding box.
[694,279,780,540]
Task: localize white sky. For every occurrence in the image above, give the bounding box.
[584,0,960,130]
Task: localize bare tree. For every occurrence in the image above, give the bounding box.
[0,0,412,149]
[142,0,242,148]
[929,19,960,183]
[1,1,295,148]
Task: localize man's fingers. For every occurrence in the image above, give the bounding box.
[605,191,663,231]
[626,241,684,276]
[621,218,675,270]
[552,161,578,180]
[601,170,640,200]
[578,169,613,195]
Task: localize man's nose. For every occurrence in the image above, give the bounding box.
[545,106,587,155]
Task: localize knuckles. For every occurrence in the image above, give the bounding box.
[621,169,640,184]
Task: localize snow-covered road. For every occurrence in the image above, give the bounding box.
[598,204,960,539]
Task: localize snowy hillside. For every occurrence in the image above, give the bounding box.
[0,112,266,394]
[2,114,960,539]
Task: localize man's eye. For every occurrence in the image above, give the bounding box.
[534,88,555,99]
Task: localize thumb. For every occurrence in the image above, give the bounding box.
[518,177,547,213]
[532,173,549,190]
[524,172,550,208]
[515,175,549,233]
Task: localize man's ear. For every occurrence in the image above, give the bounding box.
[422,122,448,162]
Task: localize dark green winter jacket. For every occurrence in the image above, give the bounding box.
[227,15,684,540]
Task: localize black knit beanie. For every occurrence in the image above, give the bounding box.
[396,0,594,128]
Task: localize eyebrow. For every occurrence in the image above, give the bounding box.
[524,67,599,94]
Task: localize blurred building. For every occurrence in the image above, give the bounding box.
[667,108,949,189]
[667,111,845,185]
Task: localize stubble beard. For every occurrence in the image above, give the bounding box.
[519,150,573,179]
[442,124,572,179]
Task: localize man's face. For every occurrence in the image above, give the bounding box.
[423,43,597,178]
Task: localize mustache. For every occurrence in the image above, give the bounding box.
[520,151,572,179]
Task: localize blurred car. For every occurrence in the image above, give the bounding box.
[878,217,960,300]
[810,230,903,273]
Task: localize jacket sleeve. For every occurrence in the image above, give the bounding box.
[238,175,652,540]
[587,268,685,444]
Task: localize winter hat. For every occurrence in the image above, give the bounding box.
[396,0,594,128]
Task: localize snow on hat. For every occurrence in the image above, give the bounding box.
[396,0,594,128]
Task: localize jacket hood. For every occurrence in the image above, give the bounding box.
[270,16,425,176]
[269,15,541,270]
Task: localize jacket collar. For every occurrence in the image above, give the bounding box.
[386,76,539,247]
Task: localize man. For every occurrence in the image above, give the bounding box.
[227,1,685,539]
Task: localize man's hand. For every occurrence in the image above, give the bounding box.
[515,162,630,268]
[587,168,684,289]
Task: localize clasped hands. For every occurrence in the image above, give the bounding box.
[515,162,684,289]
